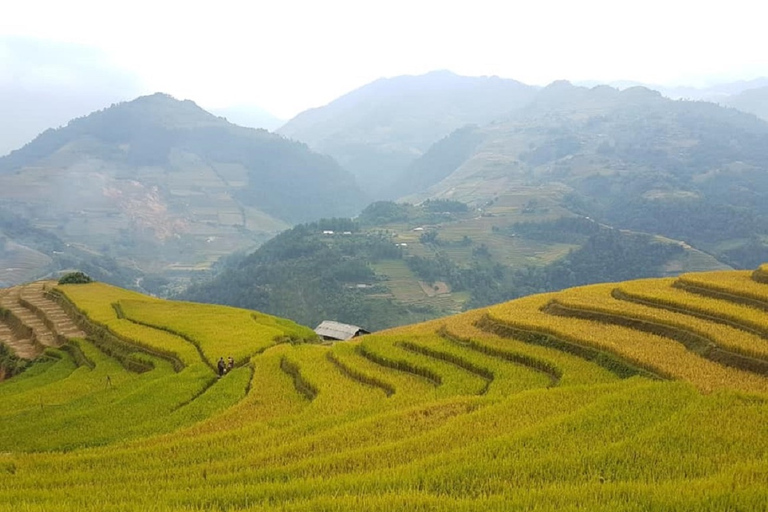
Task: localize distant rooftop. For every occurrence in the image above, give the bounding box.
[314,320,370,341]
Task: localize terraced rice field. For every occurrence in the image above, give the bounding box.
[1,268,768,510]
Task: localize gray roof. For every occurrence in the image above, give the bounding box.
[314,320,368,341]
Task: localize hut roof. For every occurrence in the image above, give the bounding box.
[314,320,369,341]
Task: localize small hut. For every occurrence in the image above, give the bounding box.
[314,320,370,341]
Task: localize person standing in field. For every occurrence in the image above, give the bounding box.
[217,357,226,377]
[227,356,234,372]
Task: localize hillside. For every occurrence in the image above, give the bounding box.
[278,70,537,197]
[0,93,367,291]
[398,82,768,269]
[2,267,768,509]
[182,200,729,331]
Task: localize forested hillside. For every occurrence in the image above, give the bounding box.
[182,200,726,330]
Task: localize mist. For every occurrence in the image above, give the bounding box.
[0,37,144,156]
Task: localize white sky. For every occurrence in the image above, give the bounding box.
[1,0,766,119]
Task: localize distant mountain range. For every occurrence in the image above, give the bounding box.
[0,93,366,291]
[575,77,768,101]
[278,70,538,197]
[277,71,768,201]
[720,86,768,122]
[397,81,768,268]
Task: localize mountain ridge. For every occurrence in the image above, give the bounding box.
[0,93,367,291]
[278,70,539,197]
[394,81,768,268]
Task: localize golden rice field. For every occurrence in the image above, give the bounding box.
[1,268,768,511]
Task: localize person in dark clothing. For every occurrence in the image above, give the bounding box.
[217,357,226,377]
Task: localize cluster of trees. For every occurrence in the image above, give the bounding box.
[606,198,762,247]
[577,195,768,269]
[58,271,92,285]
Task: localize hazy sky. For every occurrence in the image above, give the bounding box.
[2,0,766,119]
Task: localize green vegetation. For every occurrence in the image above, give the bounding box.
[57,271,92,285]
[185,203,692,329]
[183,219,419,331]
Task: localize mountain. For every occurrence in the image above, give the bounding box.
[209,104,285,131]
[575,76,768,101]
[397,82,768,269]
[0,93,367,292]
[720,86,768,121]
[658,77,768,100]
[278,70,538,198]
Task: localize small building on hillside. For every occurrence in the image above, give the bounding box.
[314,320,370,341]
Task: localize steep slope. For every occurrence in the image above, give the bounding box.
[278,70,538,197]
[399,82,768,268]
[0,93,367,290]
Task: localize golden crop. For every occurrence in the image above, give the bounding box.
[487,289,768,394]
[58,283,203,366]
[2,268,768,510]
[677,270,768,305]
[617,277,768,339]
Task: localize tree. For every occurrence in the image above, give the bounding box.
[58,271,93,285]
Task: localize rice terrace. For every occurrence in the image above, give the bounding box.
[2,266,768,511]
